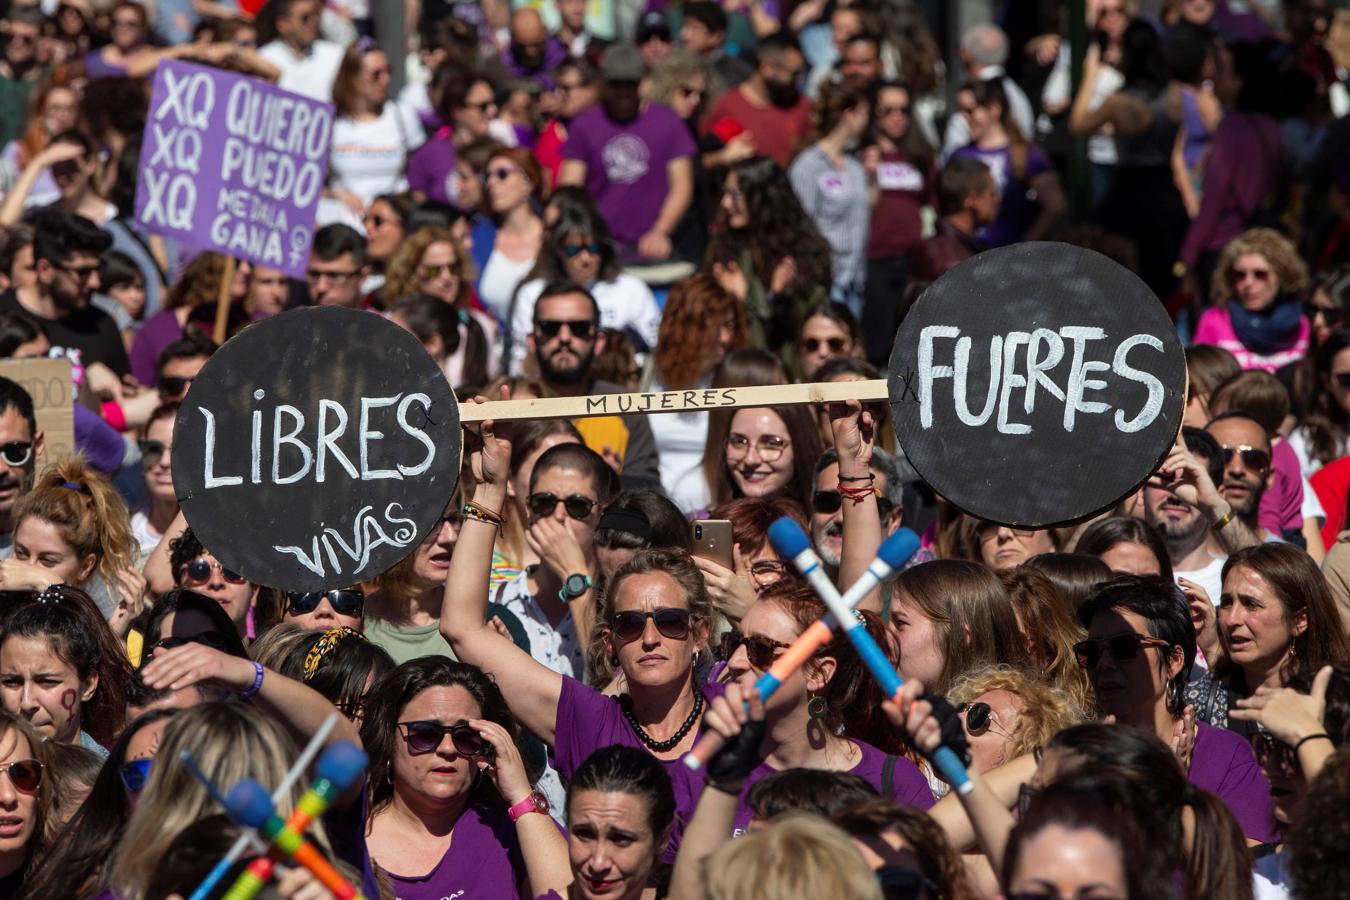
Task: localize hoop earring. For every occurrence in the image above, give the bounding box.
[807,693,829,720]
[610,653,619,667]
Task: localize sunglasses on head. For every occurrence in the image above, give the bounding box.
[610,608,691,643]
[398,719,489,757]
[717,629,792,668]
[180,557,247,587]
[1072,633,1171,669]
[812,489,895,520]
[803,336,848,354]
[535,318,595,340]
[0,441,32,468]
[120,758,152,793]
[1220,444,1270,472]
[159,375,194,396]
[0,759,42,794]
[151,631,231,655]
[285,589,364,617]
[527,492,598,520]
[561,241,603,258]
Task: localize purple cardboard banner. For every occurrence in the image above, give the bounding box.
[135,59,334,279]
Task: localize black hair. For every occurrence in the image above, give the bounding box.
[1076,575,1194,716]
[311,224,368,268]
[279,630,394,719]
[1074,516,1175,582]
[529,442,619,503]
[1180,425,1224,487]
[99,250,144,292]
[754,31,802,65]
[155,332,217,378]
[937,156,992,216]
[1023,552,1113,612]
[48,129,97,159]
[746,769,879,821]
[361,657,522,811]
[1118,20,1170,95]
[1164,21,1213,85]
[142,587,248,660]
[0,223,34,277]
[593,489,690,553]
[391,293,489,389]
[0,374,36,435]
[30,208,112,265]
[682,1,727,35]
[536,204,621,283]
[533,279,601,325]
[567,745,676,839]
[435,68,495,123]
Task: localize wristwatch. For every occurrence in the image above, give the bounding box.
[508,790,549,822]
[559,573,593,602]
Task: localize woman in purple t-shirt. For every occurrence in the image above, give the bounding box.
[1075,575,1278,843]
[359,657,570,900]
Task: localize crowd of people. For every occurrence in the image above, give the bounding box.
[0,0,1341,898]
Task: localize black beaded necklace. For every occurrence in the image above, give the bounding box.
[619,691,704,752]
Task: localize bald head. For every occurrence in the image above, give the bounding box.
[961,23,1008,71]
[512,8,546,40]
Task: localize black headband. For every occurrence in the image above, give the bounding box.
[598,506,652,540]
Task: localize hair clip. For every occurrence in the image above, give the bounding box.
[60,481,85,493]
[302,626,365,681]
[35,585,64,605]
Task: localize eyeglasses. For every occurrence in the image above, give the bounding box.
[875,104,910,117]
[527,492,599,520]
[285,589,364,617]
[0,441,32,467]
[179,557,247,587]
[1231,266,1272,284]
[958,701,1013,739]
[811,489,895,520]
[718,630,792,668]
[1307,304,1344,327]
[483,166,517,183]
[418,262,459,281]
[679,84,705,100]
[535,318,596,340]
[139,439,170,464]
[722,186,744,201]
[726,434,790,462]
[0,759,42,794]
[306,268,359,283]
[364,213,393,228]
[1072,633,1171,669]
[366,66,391,81]
[120,758,152,792]
[748,559,789,586]
[398,720,488,757]
[562,242,603,258]
[611,608,692,643]
[150,631,232,655]
[158,375,194,396]
[802,336,848,354]
[1220,444,1271,473]
[876,866,938,900]
[463,99,498,113]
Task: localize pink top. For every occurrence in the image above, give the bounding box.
[1192,306,1310,372]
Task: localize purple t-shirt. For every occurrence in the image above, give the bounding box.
[731,741,934,833]
[950,142,1052,248]
[406,135,459,208]
[128,308,184,387]
[377,801,527,900]
[561,103,696,247]
[1189,720,1278,844]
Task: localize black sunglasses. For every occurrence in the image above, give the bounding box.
[1220,444,1271,472]
[535,318,596,340]
[1335,372,1350,390]
[138,439,169,462]
[610,608,691,643]
[285,589,364,617]
[811,489,894,520]
[1306,303,1344,327]
[718,630,792,669]
[527,492,598,520]
[1072,633,1170,669]
[1016,782,1039,818]
[876,866,938,900]
[398,719,489,757]
[180,557,247,587]
[158,375,194,395]
[958,701,994,735]
[0,441,32,467]
[802,336,847,354]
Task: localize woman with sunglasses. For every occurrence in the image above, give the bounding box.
[947,664,1085,775]
[164,528,257,640]
[1289,328,1350,478]
[444,402,716,860]
[963,517,1060,572]
[130,403,178,563]
[477,147,546,323]
[1194,228,1311,372]
[361,192,412,300]
[507,203,660,377]
[1188,543,1350,734]
[0,710,55,897]
[1077,578,1278,842]
[355,657,569,898]
[281,587,365,632]
[406,71,501,208]
[16,708,175,899]
[795,301,863,380]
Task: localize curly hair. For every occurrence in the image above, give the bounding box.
[383,226,475,308]
[947,663,1087,759]
[163,252,231,310]
[12,456,136,590]
[653,273,748,389]
[1290,748,1350,898]
[1208,228,1309,306]
[645,50,723,116]
[833,799,977,900]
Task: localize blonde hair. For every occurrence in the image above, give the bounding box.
[1209,228,1309,306]
[106,703,308,900]
[948,664,1088,758]
[0,711,57,855]
[13,456,136,588]
[249,621,311,670]
[383,226,475,308]
[705,814,883,900]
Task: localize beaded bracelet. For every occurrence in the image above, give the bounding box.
[237,660,265,700]
[462,500,503,528]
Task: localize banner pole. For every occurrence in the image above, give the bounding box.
[212,256,237,346]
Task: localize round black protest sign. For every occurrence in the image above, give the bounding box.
[887,243,1185,528]
[174,306,461,592]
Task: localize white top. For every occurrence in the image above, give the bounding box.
[130,510,164,562]
[258,39,345,102]
[648,375,713,513]
[1041,48,1123,164]
[1288,426,1347,479]
[940,68,1036,162]
[1252,847,1291,900]
[508,273,662,375]
[477,250,537,322]
[1175,553,1226,608]
[328,102,425,207]
[495,571,583,678]
[442,307,502,387]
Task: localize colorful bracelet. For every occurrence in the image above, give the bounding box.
[238,660,265,700]
[838,482,877,504]
[462,500,503,528]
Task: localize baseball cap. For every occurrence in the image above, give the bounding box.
[602,42,646,82]
[636,11,671,44]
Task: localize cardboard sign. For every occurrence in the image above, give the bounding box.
[173,307,461,592]
[887,243,1186,528]
[135,59,334,279]
[0,358,74,459]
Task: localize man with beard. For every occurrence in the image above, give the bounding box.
[0,377,41,559]
[703,32,812,168]
[559,43,695,258]
[1144,426,1262,602]
[809,446,903,589]
[526,281,660,490]
[1207,412,1278,544]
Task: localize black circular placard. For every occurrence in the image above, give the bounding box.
[174,306,461,592]
[887,243,1185,528]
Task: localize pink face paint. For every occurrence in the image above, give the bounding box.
[59,689,75,711]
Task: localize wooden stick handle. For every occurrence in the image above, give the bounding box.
[213,256,237,346]
[458,379,891,423]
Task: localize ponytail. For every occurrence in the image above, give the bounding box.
[1181,786,1254,900]
[12,456,136,587]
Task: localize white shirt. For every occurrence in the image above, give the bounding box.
[130,510,164,562]
[508,273,662,375]
[1175,553,1227,608]
[1252,847,1291,900]
[478,251,537,322]
[328,102,425,207]
[495,571,583,678]
[647,375,713,512]
[258,39,344,102]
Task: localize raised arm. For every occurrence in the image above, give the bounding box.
[440,391,564,744]
[830,400,883,615]
[143,509,189,596]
